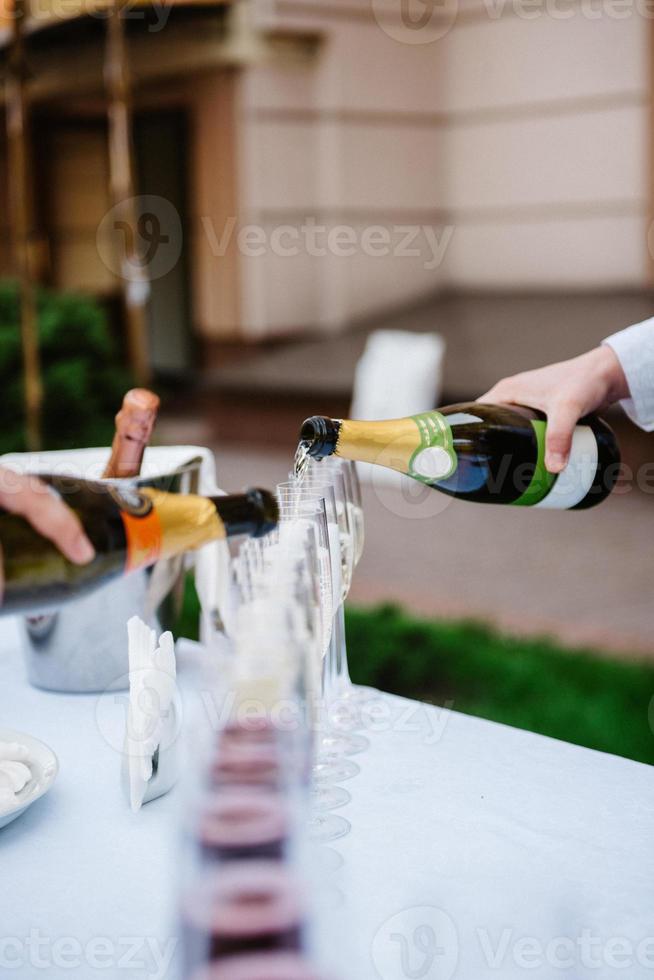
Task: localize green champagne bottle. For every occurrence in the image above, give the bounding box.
[0,478,278,614]
[298,404,620,509]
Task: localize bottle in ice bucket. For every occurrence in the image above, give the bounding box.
[298,403,620,509]
[102,387,160,479]
[0,478,278,614]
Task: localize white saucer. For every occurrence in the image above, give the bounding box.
[0,728,58,830]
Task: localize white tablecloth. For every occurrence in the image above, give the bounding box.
[1,617,653,980]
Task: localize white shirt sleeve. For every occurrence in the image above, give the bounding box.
[603,317,654,432]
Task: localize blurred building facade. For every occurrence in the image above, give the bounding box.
[239,3,651,335]
[0,0,651,376]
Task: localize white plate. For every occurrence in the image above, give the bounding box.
[0,728,58,830]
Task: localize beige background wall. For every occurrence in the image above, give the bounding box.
[233,1,651,339]
[2,4,648,345]
[47,127,116,294]
[188,71,242,340]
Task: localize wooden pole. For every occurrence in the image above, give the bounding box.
[105,0,151,385]
[6,0,42,451]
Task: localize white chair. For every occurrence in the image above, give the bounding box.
[350,330,446,486]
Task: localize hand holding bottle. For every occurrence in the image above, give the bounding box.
[0,477,278,614]
[0,467,95,568]
[479,346,629,474]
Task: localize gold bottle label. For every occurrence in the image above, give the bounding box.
[121,488,225,572]
[336,411,457,483]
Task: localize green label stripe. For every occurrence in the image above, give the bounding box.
[408,411,457,483]
[512,419,557,507]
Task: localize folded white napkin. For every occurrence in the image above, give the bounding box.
[124,616,179,811]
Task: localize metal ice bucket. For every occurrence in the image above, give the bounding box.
[3,448,204,693]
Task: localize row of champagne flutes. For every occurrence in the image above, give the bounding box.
[227,456,367,842]
[277,456,368,843]
[175,460,367,977]
[178,536,334,979]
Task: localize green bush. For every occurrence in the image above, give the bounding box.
[175,577,654,766]
[346,604,654,766]
[0,280,132,453]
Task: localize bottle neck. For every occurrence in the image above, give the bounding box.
[303,416,436,475]
[104,438,147,480]
[301,417,342,460]
[103,388,160,479]
[123,488,278,572]
[211,489,279,539]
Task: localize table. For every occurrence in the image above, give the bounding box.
[1,617,653,980]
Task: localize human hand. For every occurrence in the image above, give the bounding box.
[479,346,629,473]
[0,468,95,564]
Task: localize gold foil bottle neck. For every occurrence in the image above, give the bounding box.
[141,488,225,558]
[336,417,424,474]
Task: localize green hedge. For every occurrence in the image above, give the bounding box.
[0,280,131,453]
[346,604,654,766]
[175,578,654,766]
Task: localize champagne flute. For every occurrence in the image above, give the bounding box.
[344,460,365,567]
[310,468,369,753]
[287,474,365,727]
[308,460,375,741]
[276,484,354,841]
[178,587,325,978]
[322,458,378,709]
[278,479,362,753]
[277,479,343,705]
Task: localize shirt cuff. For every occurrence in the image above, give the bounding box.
[603,317,654,432]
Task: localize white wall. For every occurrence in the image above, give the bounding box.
[434,12,650,287]
[235,1,651,337]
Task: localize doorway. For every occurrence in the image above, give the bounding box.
[134,109,192,377]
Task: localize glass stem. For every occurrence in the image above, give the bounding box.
[335,602,352,692]
[323,627,338,705]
